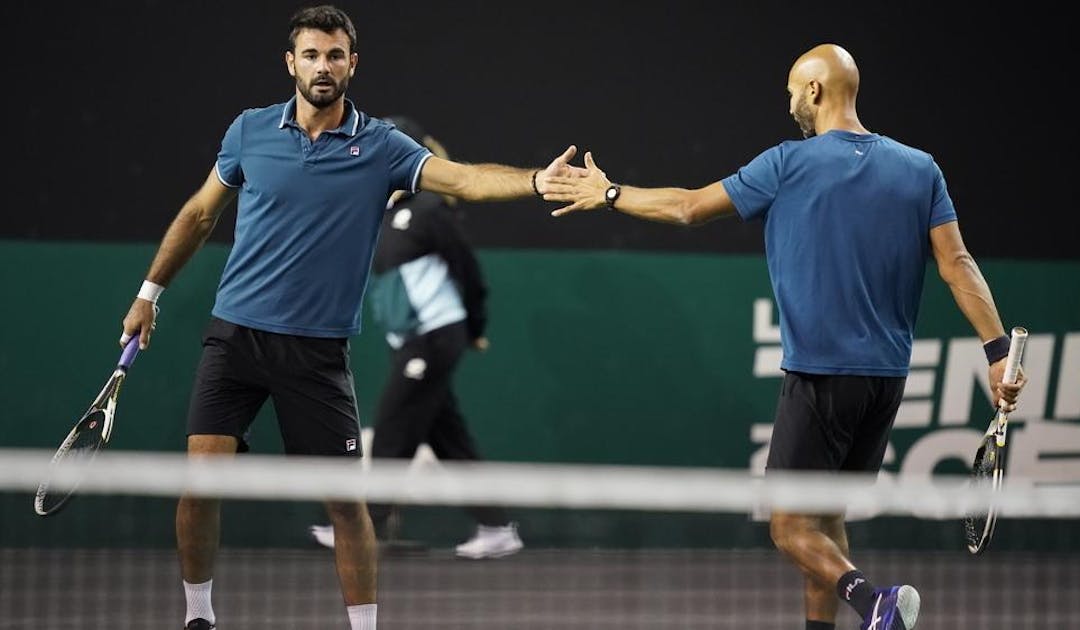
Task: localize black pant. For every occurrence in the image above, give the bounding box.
[369,322,509,527]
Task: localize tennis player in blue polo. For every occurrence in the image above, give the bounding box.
[117,6,582,630]
[542,43,1026,630]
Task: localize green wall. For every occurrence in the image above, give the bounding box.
[2,241,1077,550]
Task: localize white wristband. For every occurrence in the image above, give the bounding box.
[137,280,166,304]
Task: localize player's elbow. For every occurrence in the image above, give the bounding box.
[445,175,475,202]
[938,249,979,285]
[674,192,710,226]
[180,202,218,238]
[445,163,488,202]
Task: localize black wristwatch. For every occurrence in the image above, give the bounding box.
[604,184,621,209]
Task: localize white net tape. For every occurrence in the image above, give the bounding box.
[3,448,1077,518]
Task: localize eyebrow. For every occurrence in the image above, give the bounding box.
[298,46,347,55]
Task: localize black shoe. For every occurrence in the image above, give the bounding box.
[185,619,215,630]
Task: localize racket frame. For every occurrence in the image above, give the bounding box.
[964,326,1027,554]
[33,338,139,517]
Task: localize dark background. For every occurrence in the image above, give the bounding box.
[8,0,1075,258]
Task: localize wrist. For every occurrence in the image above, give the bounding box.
[137,280,165,304]
[604,182,621,210]
[983,334,1010,365]
[531,170,543,198]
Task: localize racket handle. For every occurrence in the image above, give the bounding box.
[118,335,140,370]
[1001,326,1028,386]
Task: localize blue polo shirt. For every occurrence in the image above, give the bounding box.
[721,130,958,376]
[211,98,431,338]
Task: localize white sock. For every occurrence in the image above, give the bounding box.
[347,603,377,630]
[184,579,215,625]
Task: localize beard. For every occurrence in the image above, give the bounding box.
[297,74,349,108]
[793,92,816,138]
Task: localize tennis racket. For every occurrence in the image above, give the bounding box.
[33,336,141,516]
[962,326,1028,554]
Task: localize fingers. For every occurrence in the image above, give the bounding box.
[119,324,152,349]
[543,192,588,204]
[551,201,589,217]
[558,144,577,164]
[545,145,578,172]
[542,181,580,195]
[119,325,151,350]
[120,300,159,349]
[584,151,597,169]
[997,365,1027,406]
[996,383,1024,413]
[999,383,1023,404]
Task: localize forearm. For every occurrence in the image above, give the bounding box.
[454,163,537,202]
[145,203,219,286]
[941,252,1006,342]
[611,186,703,225]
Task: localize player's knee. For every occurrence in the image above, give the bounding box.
[769,516,789,551]
[325,500,368,524]
[769,514,804,555]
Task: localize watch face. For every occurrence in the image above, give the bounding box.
[606,186,618,200]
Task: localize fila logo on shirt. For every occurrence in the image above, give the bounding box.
[350,145,360,156]
[345,438,357,451]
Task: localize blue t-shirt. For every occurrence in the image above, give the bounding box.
[721,130,958,376]
[212,98,431,337]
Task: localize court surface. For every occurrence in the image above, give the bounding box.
[2,548,1076,628]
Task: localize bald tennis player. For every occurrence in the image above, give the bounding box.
[542,42,1027,630]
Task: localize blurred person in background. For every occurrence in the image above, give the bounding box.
[308,115,523,560]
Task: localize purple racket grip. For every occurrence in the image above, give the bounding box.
[118,335,141,370]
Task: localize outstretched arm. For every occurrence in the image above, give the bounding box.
[930,221,1025,409]
[120,168,237,348]
[543,152,736,225]
[418,145,584,203]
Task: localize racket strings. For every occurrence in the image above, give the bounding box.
[962,438,1005,552]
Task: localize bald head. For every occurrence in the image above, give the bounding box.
[787,44,865,138]
[790,43,860,97]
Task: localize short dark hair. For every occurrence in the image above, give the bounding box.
[288,5,357,53]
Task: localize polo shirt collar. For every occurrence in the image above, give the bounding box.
[278,96,364,136]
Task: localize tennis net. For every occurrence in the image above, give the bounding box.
[1,448,1077,629]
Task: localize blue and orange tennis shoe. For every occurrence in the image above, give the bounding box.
[859,585,920,630]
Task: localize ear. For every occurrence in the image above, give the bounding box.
[285,51,296,77]
[349,52,358,77]
[807,79,822,105]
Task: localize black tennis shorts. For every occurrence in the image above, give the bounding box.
[186,317,361,457]
[765,370,906,472]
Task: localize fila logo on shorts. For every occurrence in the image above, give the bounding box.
[345,438,357,451]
